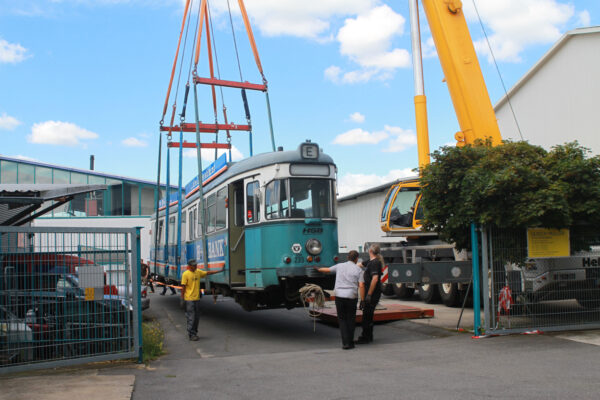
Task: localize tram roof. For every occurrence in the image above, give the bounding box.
[157,144,335,216]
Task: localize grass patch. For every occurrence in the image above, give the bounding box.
[142,318,165,363]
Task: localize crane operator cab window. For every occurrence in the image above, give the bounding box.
[389,187,421,228]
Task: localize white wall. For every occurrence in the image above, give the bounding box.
[33,217,154,262]
[337,191,399,252]
[496,33,600,154]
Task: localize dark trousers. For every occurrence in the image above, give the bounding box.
[335,297,358,347]
[161,283,176,295]
[360,292,381,341]
[185,300,201,337]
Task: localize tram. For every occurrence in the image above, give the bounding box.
[149,141,338,311]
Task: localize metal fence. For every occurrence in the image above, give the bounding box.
[0,226,142,373]
[481,225,600,334]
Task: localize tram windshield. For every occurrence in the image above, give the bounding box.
[266,178,335,219]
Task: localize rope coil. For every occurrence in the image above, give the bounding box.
[299,284,326,332]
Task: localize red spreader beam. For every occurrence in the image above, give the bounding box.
[160,123,251,133]
[167,142,231,149]
[193,77,267,92]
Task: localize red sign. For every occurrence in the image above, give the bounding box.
[247,210,252,221]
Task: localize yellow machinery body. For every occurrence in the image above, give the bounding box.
[381,0,502,233]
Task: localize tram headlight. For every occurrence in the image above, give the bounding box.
[305,238,322,255]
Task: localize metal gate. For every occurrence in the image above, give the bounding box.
[0,226,142,373]
[480,225,600,334]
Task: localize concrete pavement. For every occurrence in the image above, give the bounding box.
[118,292,600,399]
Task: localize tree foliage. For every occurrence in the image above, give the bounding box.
[420,141,600,250]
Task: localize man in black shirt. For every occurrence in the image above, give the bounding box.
[357,244,383,344]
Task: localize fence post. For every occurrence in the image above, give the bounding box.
[134,227,143,363]
[471,222,481,335]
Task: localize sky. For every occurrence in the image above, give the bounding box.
[1,0,599,197]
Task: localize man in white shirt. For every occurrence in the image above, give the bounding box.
[315,250,362,349]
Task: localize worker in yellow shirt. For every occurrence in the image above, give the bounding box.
[181,259,225,341]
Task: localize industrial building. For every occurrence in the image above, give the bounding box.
[495,26,600,154]
[0,155,173,257]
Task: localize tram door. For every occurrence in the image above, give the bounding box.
[228,181,246,285]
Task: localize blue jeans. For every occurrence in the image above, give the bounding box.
[185,300,201,337]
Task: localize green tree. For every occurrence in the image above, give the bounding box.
[420,141,600,250]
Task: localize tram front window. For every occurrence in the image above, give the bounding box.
[389,189,419,227]
[289,179,333,219]
[266,178,334,219]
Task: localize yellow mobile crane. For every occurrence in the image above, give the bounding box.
[374,0,502,306]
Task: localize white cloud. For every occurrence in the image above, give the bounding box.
[183,145,244,162]
[326,5,410,83]
[577,10,591,27]
[214,0,377,40]
[463,0,575,63]
[0,38,29,64]
[28,121,99,146]
[349,112,365,123]
[324,65,342,82]
[332,128,388,145]
[337,168,415,197]
[422,37,437,59]
[12,155,39,162]
[0,113,21,130]
[122,137,148,147]
[382,125,417,152]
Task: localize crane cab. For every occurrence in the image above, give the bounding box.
[380,179,424,233]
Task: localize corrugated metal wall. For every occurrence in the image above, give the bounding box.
[337,191,399,252]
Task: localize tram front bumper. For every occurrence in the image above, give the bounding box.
[277,266,326,278]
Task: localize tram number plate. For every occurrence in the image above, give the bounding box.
[291,243,302,254]
[294,255,304,263]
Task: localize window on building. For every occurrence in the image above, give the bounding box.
[0,161,17,183]
[246,181,260,223]
[108,180,123,216]
[206,193,216,233]
[216,188,227,230]
[71,172,88,185]
[53,169,70,184]
[265,179,289,219]
[35,167,52,184]
[140,186,155,215]
[18,164,34,184]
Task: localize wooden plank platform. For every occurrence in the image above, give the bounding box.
[318,303,434,325]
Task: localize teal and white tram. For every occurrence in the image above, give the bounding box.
[149,142,339,311]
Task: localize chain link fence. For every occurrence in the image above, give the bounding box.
[0,226,142,373]
[481,225,600,334]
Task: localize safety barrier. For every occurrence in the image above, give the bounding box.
[0,226,142,373]
[480,225,600,334]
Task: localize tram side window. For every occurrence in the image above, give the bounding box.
[181,210,187,242]
[168,216,176,244]
[216,188,227,230]
[189,207,196,240]
[206,194,216,233]
[234,187,244,227]
[246,181,260,223]
[266,179,289,219]
[157,219,164,245]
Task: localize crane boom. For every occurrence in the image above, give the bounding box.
[421,0,501,147]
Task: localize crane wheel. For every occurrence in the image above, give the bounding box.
[438,283,461,307]
[418,284,440,303]
[392,283,416,299]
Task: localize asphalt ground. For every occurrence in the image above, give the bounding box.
[104,291,600,400]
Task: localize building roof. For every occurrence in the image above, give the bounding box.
[337,175,419,203]
[0,154,176,188]
[494,26,600,110]
[0,184,106,226]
